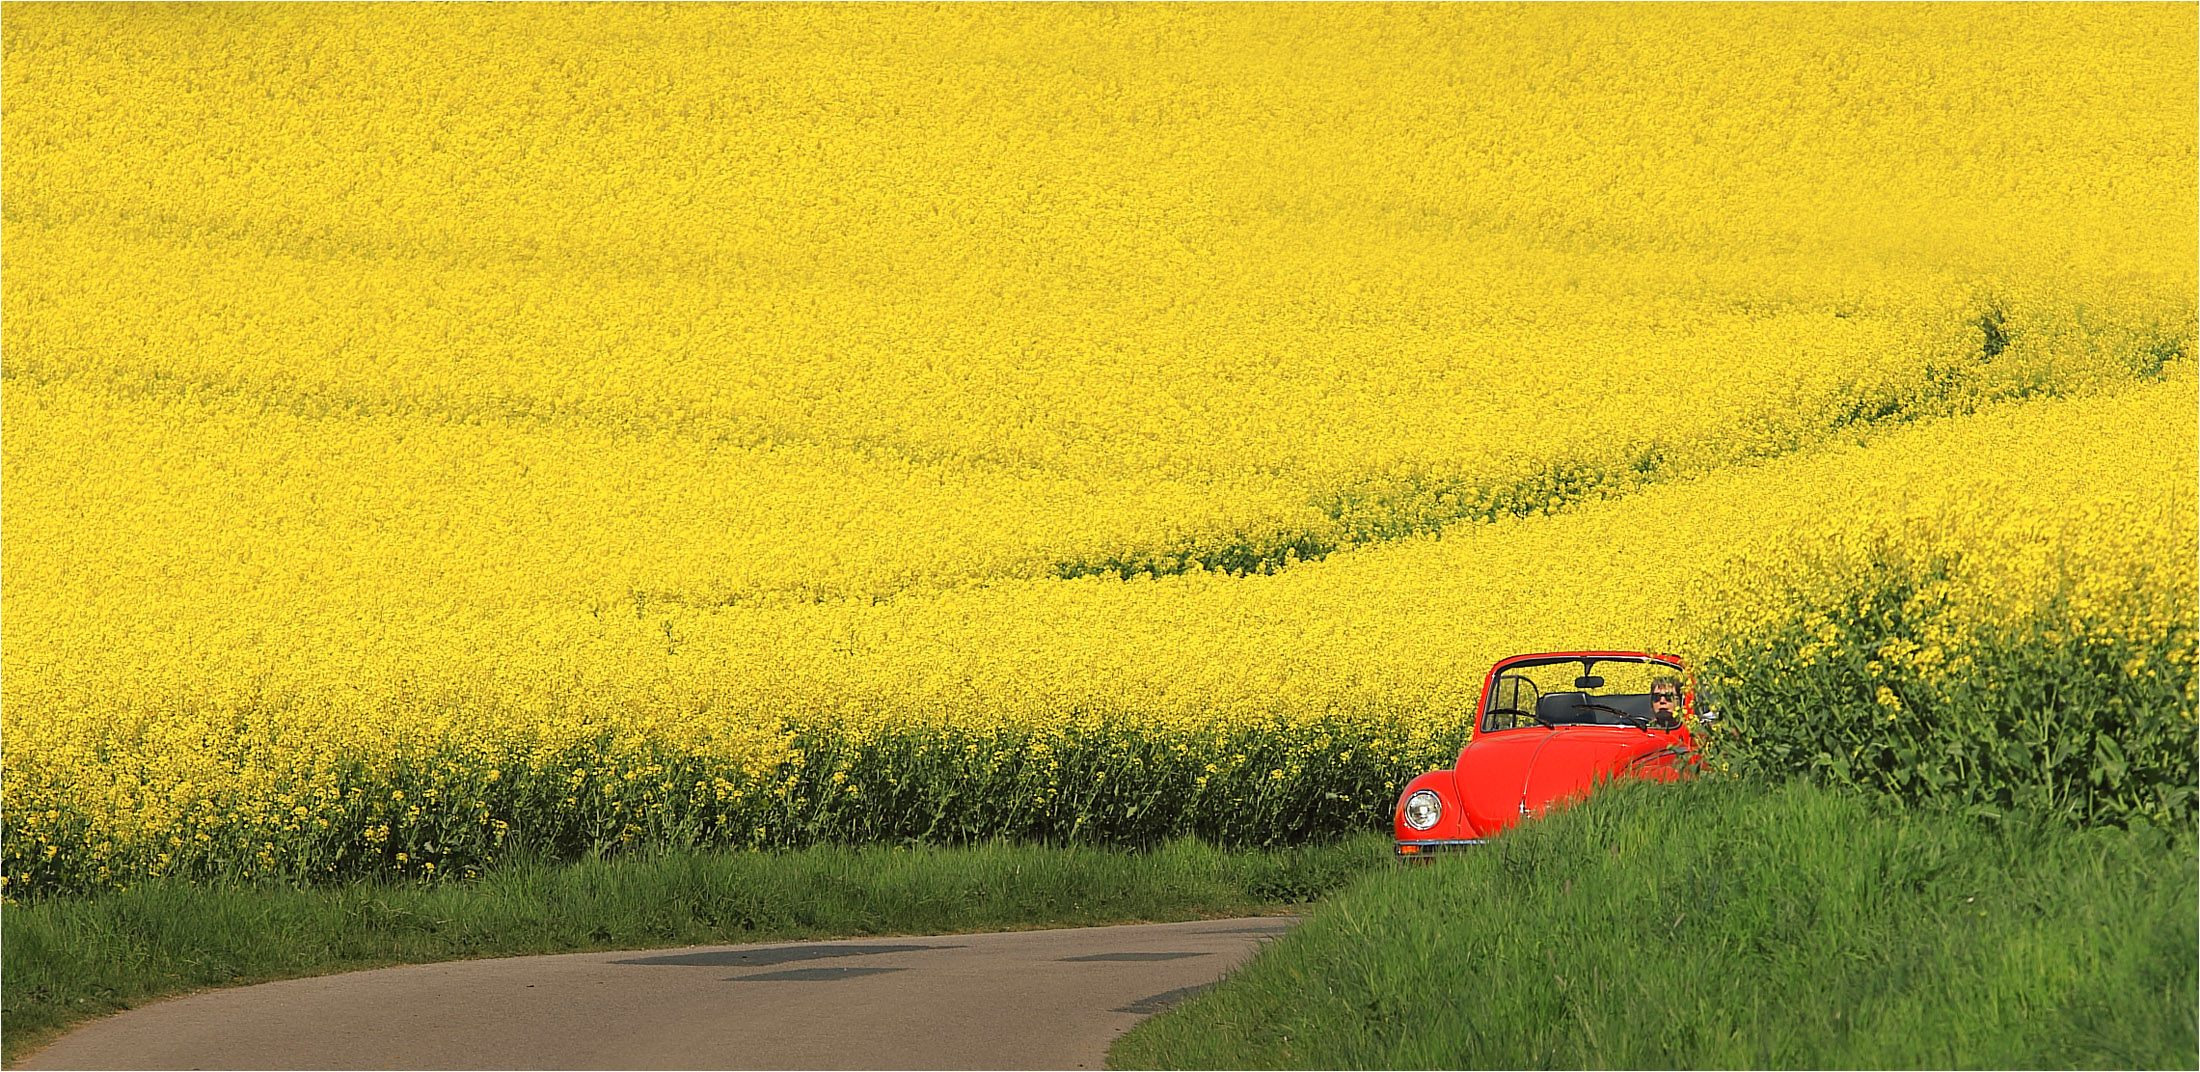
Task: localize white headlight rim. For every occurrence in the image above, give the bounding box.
[1403,789,1443,831]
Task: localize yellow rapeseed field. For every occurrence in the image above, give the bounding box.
[4,4,2192,893]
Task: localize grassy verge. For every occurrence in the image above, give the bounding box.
[1111,779,2197,1069]
[3,834,1385,1067]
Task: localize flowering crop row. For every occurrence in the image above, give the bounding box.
[8,378,2190,895]
[1695,466,2197,827]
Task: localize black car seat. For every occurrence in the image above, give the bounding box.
[1536,691,1591,725]
[1600,693,1657,724]
[1538,692,1658,725]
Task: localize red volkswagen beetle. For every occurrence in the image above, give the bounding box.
[1393,651,1702,856]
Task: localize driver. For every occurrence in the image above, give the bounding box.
[1649,676,1684,728]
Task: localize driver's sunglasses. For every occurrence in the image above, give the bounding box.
[1651,692,1679,703]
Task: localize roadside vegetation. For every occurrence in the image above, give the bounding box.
[1,834,1382,1067]
[1110,779,2197,1069]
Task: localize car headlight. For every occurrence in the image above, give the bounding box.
[1402,789,1442,831]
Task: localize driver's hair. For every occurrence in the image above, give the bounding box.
[1649,675,1683,697]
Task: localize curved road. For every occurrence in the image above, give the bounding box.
[21,916,1297,1070]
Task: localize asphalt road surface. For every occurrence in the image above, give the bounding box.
[21,916,1298,1070]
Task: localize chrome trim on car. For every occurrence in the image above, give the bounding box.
[1393,838,1488,856]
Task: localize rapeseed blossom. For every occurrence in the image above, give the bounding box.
[3,4,2191,894]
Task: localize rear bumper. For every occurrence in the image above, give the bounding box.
[1394,838,1488,857]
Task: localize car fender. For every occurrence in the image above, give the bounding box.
[1393,768,1478,842]
[1457,727,1695,833]
[1621,737,1699,782]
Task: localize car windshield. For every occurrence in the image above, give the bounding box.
[1479,657,1684,733]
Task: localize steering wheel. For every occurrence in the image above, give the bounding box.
[1571,702,1652,731]
[1485,706,1551,729]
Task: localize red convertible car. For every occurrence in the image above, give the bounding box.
[1393,651,1701,856]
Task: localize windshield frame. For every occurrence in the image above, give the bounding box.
[1476,651,1691,734]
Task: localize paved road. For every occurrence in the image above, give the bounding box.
[21,916,1297,1070]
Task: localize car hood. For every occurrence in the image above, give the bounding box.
[1456,726,1675,834]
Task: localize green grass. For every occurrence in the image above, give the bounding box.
[2,835,1386,1068]
[1111,779,2198,1069]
